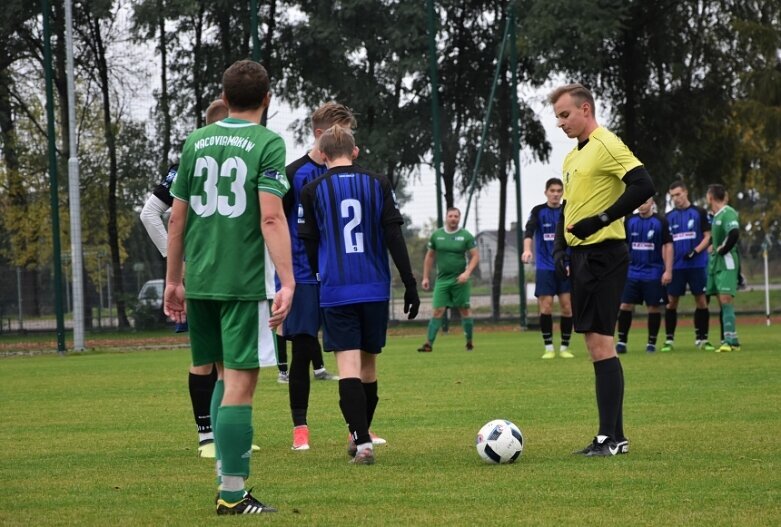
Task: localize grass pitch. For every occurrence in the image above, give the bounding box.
[1,324,779,526]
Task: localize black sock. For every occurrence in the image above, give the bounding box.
[617,309,633,344]
[339,378,370,445]
[363,381,379,429]
[540,314,553,346]
[311,342,326,371]
[720,308,725,342]
[615,359,625,440]
[665,308,677,342]
[593,357,622,439]
[560,316,573,347]
[276,334,288,373]
[289,337,314,427]
[694,308,710,341]
[189,368,216,436]
[647,312,661,345]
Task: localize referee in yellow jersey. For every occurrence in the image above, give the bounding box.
[549,84,655,457]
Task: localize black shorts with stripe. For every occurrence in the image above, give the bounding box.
[569,239,629,336]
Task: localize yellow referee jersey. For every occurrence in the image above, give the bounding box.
[562,127,643,246]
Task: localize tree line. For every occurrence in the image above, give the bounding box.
[0,0,778,325]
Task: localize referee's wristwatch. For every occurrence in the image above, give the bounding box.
[598,212,610,225]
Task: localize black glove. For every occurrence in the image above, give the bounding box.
[553,250,569,281]
[404,284,420,320]
[717,245,729,256]
[684,249,699,260]
[568,215,605,240]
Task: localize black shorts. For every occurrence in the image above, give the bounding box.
[569,240,629,336]
[321,301,389,354]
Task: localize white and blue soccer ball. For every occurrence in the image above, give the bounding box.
[476,419,524,464]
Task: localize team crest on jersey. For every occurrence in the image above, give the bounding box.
[297,204,305,224]
[455,236,464,241]
[647,229,655,240]
[687,218,695,229]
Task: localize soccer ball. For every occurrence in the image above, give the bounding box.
[475,419,524,464]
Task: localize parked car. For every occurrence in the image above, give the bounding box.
[138,279,164,310]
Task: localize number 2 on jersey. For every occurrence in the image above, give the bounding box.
[341,199,364,253]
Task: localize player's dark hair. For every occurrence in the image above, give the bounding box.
[312,102,357,132]
[668,180,687,192]
[222,60,269,112]
[548,83,596,114]
[707,184,727,201]
[545,178,563,190]
[446,207,461,215]
[205,99,228,125]
[318,125,355,160]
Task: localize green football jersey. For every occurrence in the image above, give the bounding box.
[709,205,740,271]
[428,227,477,280]
[170,117,289,301]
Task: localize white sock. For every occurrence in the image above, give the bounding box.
[356,442,373,454]
[222,476,244,493]
[199,432,214,443]
[314,367,326,375]
[545,344,554,352]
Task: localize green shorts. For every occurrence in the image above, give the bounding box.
[432,278,472,309]
[186,298,278,370]
[707,268,738,297]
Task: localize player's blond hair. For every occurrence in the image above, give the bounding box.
[311,102,357,132]
[548,83,596,114]
[318,125,355,160]
[205,99,228,124]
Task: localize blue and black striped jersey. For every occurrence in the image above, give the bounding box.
[282,154,327,285]
[625,212,672,281]
[666,205,710,270]
[299,165,403,307]
[523,203,563,271]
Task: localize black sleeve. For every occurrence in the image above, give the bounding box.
[384,222,416,288]
[379,174,404,226]
[303,237,319,276]
[659,214,673,244]
[297,182,320,273]
[524,205,540,239]
[718,229,740,255]
[602,166,655,222]
[698,207,711,233]
[553,201,568,255]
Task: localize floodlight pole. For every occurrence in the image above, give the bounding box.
[427,0,444,228]
[65,0,85,350]
[41,0,67,354]
[508,8,527,329]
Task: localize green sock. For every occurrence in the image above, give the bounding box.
[216,405,253,483]
[211,379,224,486]
[462,318,474,341]
[427,318,443,343]
[721,304,738,344]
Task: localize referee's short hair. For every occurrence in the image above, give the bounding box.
[222,60,269,112]
[311,102,356,132]
[318,125,355,160]
[548,83,596,114]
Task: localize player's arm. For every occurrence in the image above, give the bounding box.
[384,222,420,319]
[164,198,188,324]
[660,214,673,285]
[521,208,538,264]
[568,166,655,240]
[458,246,479,284]
[260,191,294,328]
[140,195,171,258]
[716,227,739,256]
[694,208,712,255]
[298,183,320,277]
[552,201,569,278]
[662,242,674,285]
[422,249,435,290]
